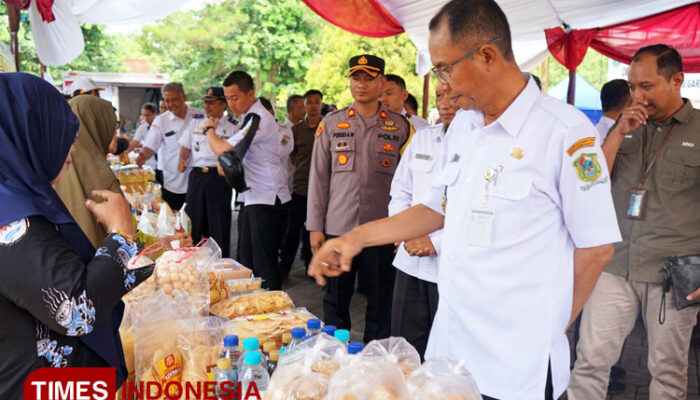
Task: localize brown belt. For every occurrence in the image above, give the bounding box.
[194,166,218,174]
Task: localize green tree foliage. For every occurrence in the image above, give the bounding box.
[305,24,434,111]
[139,0,321,113]
[538,49,609,91]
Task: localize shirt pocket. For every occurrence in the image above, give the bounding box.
[617,134,642,155]
[409,155,436,174]
[331,138,355,172]
[438,160,461,186]
[375,144,399,175]
[489,173,533,201]
[662,145,700,189]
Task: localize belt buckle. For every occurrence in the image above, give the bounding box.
[202,167,209,173]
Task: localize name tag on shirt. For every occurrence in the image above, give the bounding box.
[468,207,494,247]
[415,153,432,160]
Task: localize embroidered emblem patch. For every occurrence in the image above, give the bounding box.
[573,153,602,182]
[336,141,349,151]
[315,121,324,139]
[382,143,395,152]
[379,110,387,120]
[0,218,29,245]
[337,153,349,165]
[336,122,351,129]
[567,137,596,156]
[381,158,391,168]
[384,119,395,126]
[380,125,398,131]
[280,135,291,146]
[348,108,356,118]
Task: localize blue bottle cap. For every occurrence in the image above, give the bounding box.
[334,329,350,343]
[307,318,321,330]
[291,327,306,339]
[223,335,239,347]
[322,325,337,336]
[242,337,259,351]
[348,342,364,355]
[244,351,261,366]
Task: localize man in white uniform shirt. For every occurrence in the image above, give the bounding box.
[308,1,621,399]
[204,71,293,290]
[136,82,203,211]
[382,74,430,130]
[127,103,158,170]
[177,87,238,257]
[595,79,630,140]
[389,81,460,358]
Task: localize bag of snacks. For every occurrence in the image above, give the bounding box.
[360,337,421,378]
[210,290,293,319]
[225,277,263,296]
[279,333,347,377]
[326,358,410,400]
[154,249,211,315]
[407,358,482,400]
[264,364,330,400]
[230,308,315,348]
[178,316,233,387]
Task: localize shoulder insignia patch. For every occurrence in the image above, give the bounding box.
[348,108,356,118]
[567,137,596,156]
[336,122,351,129]
[379,110,387,120]
[0,218,29,245]
[315,121,325,139]
[573,153,602,182]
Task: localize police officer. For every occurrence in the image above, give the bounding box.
[382,74,430,130]
[388,81,460,358]
[177,87,238,257]
[137,82,203,211]
[307,54,412,342]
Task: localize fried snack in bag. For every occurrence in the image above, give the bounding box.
[154,249,211,315]
[407,357,483,400]
[360,337,421,378]
[178,316,232,387]
[210,290,294,319]
[230,308,315,348]
[263,364,329,400]
[326,358,410,400]
[279,333,347,377]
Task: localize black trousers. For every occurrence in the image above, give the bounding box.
[390,269,439,359]
[238,198,288,290]
[162,187,186,212]
[482,362,554,400]
[185,168,232,257]
[323,242,396,342]
[279,193,312,275]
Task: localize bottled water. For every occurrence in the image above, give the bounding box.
[218,335,242,376]
[240,351,270,394]
[348,342,364,355]
[334,329,350,344]
[214,358,237,399]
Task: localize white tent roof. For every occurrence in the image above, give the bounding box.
[379,0,697,75]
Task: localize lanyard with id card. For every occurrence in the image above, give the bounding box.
[468,165,502,247]
[626,123,678,219]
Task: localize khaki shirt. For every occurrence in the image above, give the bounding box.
[291,118,317,196]
[306,104,412,236]
[607,100,700,283]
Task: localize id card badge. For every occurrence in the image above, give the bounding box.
[468,207,495,247]
[626,188,648,220]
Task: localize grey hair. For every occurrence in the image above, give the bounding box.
[162,82,185,95]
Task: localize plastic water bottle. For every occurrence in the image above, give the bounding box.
[262,341,276,366]
[334,329,350,344]
[288,327,306,351]
[214,358,237,399]
[280,333,292,352]
[237,337,267,372]
[348,342,364,355]
[305,318,322,339]
[240,351,270,394]
[322,325,337,337]
[219,335,242,375]
[267,350,279,376]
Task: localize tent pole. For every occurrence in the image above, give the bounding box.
[567,68,576,105]
[8,4,20,71]
[422,74,429,119]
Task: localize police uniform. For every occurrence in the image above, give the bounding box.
[225,99,293,290]
[421,77,621,399]
[179,88,239,257]
[388,122,447,357]
[307,54,413,342]
[143,106,203,211]
[401,107,430,130]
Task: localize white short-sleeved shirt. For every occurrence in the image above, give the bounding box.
[595,115,615,141]
[225,100,293,206]
[133,123,157,170]
[389,123,446,283]
[401,107,430,130]
[179,115,239,168]
[143,107,203,194]
[422,78,621,399]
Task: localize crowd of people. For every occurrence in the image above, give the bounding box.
[0,0,698,398]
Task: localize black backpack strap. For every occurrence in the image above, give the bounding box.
[233,113,261,159]
[218,113,261,193]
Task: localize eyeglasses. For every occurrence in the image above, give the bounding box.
[431,37,500,83]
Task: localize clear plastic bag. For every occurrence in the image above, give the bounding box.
[326,358,410,400]
[230,307,315,348]
[360,337,421,378]
[407,357,482,400]
[153,248,211,315]
[264,363,330,400]
[279,333,347,377]
[210,290,293,319]
[178,316,233,389]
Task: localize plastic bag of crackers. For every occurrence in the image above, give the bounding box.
[229,308,315,348]
[178,316,235,387]
[407,358,483,400]
[209,290,293,320]
[279,333,347,377]
[325,357,410,400]
[359,337,422,379]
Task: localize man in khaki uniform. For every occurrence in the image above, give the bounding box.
[306,54,412,342]
[569,44,700,400]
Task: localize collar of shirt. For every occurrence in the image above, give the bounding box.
[349,102,391,126]
[472,77,539,138]
[669,98,693,125]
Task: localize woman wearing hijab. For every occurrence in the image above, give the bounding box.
[54,95,123,249]
[0,73,154,398]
